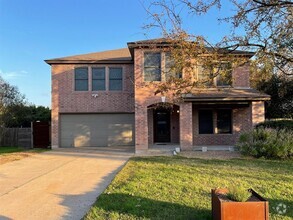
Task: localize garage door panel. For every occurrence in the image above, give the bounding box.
[60,114,134,147]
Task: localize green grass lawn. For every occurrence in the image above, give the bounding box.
[0,146,49,154]
[0,146,24,154]
[84,156,293,220]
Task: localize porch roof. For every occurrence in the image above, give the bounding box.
[183,88,270,102]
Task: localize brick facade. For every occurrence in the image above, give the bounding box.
[48,40,268,151]
[51,64,134,148]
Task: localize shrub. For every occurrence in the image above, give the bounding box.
[226,185,251,202]
[237,128,293,159]
[256,119,293,130]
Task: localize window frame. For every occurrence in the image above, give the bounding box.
[109,67,123,91]
[74,67,89,91]
[92,67,106,91]
[198,109,233,135]
[196,62,232,87]
[143,52,162,82]
[164,52,182,80]
[198,110,214,134]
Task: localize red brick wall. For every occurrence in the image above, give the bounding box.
[252,101,265,126]
[51,64,134,148]
[233,62,250,88]
[133,48,259,151]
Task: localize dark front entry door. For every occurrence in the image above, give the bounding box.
[154,109,170,142]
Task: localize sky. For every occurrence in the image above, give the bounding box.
[0,0,233,108]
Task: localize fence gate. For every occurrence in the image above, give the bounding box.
[33,122,50,148]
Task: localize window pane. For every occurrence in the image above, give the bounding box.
[217,110,232,134]
[165,52,182,79]
[109,68,122,79]
[109,80,122,91]
[75,80,88,91]
[144,52,161,81]
[75,68,88,79]
[144,53,161,67]
[197,66,213,86]
[92,68,105,80]
[109,68,122,91]
[216,63,232,86]
[144,67,161,81]
[92,80,105,91]
[199,110,213,134]
[75,68,88,91]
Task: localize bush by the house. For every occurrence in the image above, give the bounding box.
[236,128,293,159]
[256,119,293,131]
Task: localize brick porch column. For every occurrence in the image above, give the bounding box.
[180,102,193,150]
[135,104,148,153]
[252,101,265,126]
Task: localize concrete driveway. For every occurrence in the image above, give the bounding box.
[0,147,133,220]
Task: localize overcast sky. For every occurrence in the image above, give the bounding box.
[0,0,233,107]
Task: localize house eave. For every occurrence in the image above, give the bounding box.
[45,60,134,65]
[183,97,271,102]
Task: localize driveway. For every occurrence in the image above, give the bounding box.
[0,147,133,220]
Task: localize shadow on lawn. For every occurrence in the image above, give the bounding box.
[90,193,211,220]
[269,198,293,219]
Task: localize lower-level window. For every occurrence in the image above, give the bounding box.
[199,110,213,134]
[217,109,232,134]
[198,109,232,134]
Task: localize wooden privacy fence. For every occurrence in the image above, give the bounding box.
[0,122,50,149]
[0,127,32,149]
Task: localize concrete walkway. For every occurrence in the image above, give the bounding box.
[0,147,133,220]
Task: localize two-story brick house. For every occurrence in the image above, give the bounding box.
[45,39,269,153]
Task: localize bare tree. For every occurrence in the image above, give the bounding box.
[143,0,292,76]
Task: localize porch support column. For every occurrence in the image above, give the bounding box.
[252,101,265,126]
[135,104,148,153]
[180,102,193,150]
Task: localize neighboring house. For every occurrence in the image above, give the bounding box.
[45,38,270,153]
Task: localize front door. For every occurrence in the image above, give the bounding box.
[154,109,170,142]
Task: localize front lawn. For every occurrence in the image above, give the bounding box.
[0,146,50,165]
[84,156,293,220]
[0,146,23,154]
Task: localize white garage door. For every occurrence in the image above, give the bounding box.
[60,114,135,147]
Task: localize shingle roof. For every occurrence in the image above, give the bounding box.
[45,48,132,65]
[183,88,270,101]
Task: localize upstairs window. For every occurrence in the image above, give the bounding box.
[109,67,123,91]
[197,62,232,87]
[92,67,106,91]
[165,52,182,80]
[197,66,213,86]
[144,52,161,81]
[75,67,88,91]
[215,63,232,87]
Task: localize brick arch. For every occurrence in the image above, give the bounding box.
[147,102,180,146]
[147,102,180,109]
